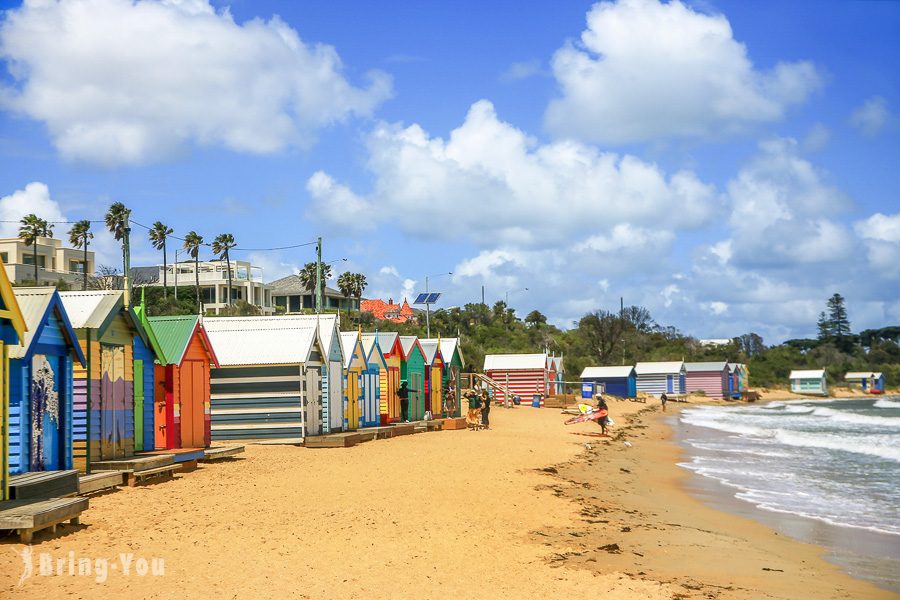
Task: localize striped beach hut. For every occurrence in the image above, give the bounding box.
[483,353,551,406]
[844,371,885,394]
[684,361,729,399]
[358,333,387,427]
[8,288,85,474]
[148,315,219,449]
[362,332,403,424]
[580,366,636,398]
[550,356,565,394]
[790,369,827,396]
[0,262,26,500]
[59,291,152,472]
[316,315,345,435]
[399,336,427,420]
[205,316,323,441]
[422,337,464,417]
[419,339,444,418]
[635,361,686,397]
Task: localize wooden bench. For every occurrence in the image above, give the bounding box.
[200,445,245,461]
[305,432,361,448]
[0,497,89,543]
[8,471,79,500]
[78,471,127,495]
[122,464,180,486]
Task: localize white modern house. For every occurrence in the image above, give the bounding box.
[133,259,273,314]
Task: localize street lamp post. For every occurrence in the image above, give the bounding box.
[173,248,181,300]
[505,287,529,306]
[425,271,452,338]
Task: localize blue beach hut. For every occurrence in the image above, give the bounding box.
[844,372,885,394]
[580,366,636,398]
[8,288,86,474]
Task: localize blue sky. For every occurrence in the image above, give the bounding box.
[0,0,898,343]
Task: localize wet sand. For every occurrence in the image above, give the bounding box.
[0,402,890,598]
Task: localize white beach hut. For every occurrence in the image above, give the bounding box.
[789,369,828,396]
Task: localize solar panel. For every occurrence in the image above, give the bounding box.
[426,292,441,304]
[414,293,430,304]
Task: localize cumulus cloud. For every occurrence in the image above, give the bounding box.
[855,213,900,276]
[0,0,392,166]
[307,100,717,248]
[545,0,821,143]
[500,60,543,83]
[850,96,894,136]
[0,182,66,237]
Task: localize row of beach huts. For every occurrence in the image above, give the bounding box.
[580,361,749,399]
[0,267,470,541]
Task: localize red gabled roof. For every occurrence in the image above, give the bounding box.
[360,298,414,323]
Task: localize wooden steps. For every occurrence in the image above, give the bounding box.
[0,497,89,543]
[200,445,245,461]
[305,432,361,448]
[93,454,174,472]
[9,470,80,500]
[78,471,127,495]
[137,447,206,463]
[438,417,468,430]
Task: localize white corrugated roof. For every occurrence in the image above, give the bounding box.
[845,372,882,380]
[339,331,361,369]
[483,353,548,371]
[789,369,826,379]
[399,336,422,359]
[203,316,317,366]
[58,290,123,329]
[635,361,684,375]
[419,340,440,365]
[421,337,464,367]
[685,361,729,372]
[580,366,634,379]
[9,287,54,359]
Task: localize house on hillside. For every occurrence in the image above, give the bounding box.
[360,298,415,323]
[789,369,828,396]
[635,361,686,397]
[580,366,636,398]
[269,274,358,314]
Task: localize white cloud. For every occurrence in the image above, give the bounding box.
[500,60,543,83]
[802,123,831,152]
[306,100,717,248]
[545,0,821,143]
[0,0,392,166]
[855,213,900,243]
[855,213,900,276]
[0,182,66,237]
[850,96,894,136]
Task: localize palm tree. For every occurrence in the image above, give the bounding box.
[337,272,367,316]
[148,221,174,298]
[211,233,236,307]
[183,231,204,309]
[19,214,52,284]
[68,219,93,290]
[349,273,367,311]
[104,202,131,289]
[298,261,333,291]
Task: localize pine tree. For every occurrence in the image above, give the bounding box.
[826,293,851,337]
[816,311,831,340]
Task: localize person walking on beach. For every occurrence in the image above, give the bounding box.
[481,389,492,430]
[398,381,411,422]
[660,393,668,412]
[596,394,610,436]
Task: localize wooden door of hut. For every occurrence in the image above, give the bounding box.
[408,371,424,420]
[180,361,207,447]
[100,344,127,459]
[304,366,322,437]
[29,354,66,471]
[345,370,360,431]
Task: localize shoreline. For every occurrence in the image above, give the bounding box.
[535,398,892,599]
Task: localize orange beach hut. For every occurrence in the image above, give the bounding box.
[148,315,219,449]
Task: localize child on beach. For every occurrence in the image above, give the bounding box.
[465,390,482,430]
[660,393,668,412]
[596,394,610,436]
[481,389,491,430]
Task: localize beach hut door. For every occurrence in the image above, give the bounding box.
[409,371,424,420]
[345,371,360,431]
[181,361,206,447]
[30,355,63,471]
[305,367,322,436]
[666,375,674,394]
[100,345,127,459]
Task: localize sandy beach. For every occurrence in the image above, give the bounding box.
[0,400,891,599]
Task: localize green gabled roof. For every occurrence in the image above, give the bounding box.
[147,315,200,366]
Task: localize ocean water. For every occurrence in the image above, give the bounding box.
[676,397,900,592]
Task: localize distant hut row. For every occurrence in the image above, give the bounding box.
[580,361,749,399]
[0,275,466,495]
[789,369,886,396]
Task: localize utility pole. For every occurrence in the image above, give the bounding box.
[481,285,485,306]
[315,237,323,314]
[123,213,132,307]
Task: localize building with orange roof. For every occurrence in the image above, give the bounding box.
[360,297,417,324]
